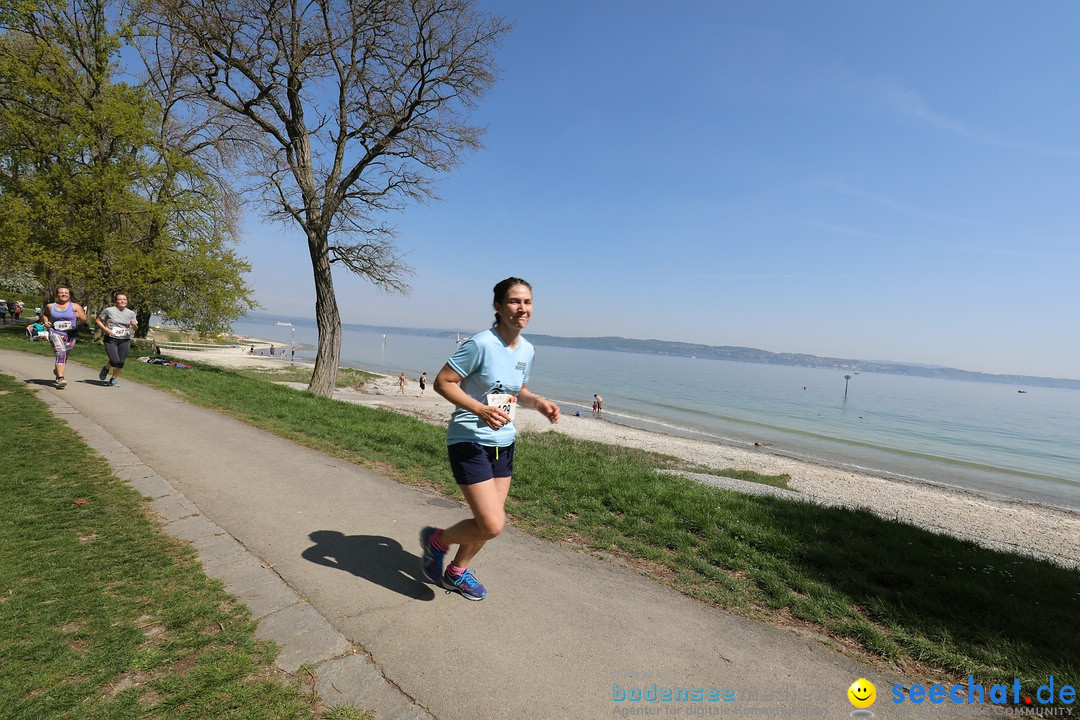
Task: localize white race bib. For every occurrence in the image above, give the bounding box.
[52,320,73,332]
[486,393,517,421]
[110,325,129,338]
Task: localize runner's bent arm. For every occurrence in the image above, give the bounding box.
[518,385,560,424]
[95,315,113,336]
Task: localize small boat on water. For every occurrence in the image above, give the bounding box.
[274,321,293,327]
[1018,389,1028,394]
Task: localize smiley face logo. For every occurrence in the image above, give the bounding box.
[848,678,876,709]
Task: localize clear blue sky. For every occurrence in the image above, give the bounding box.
[240,1,1080,379]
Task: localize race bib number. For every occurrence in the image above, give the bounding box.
[486,393,517,421]
[110,325,129,338]
[52,320,73,332]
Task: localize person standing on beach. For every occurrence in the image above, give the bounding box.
[420,277,560,600]
[42,287,87,389]
[418,371,427,397]
[594,394,604,418]
[398,371,407,395]
[95,292,138,386]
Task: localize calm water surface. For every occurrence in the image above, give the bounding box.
[233,318,1080,510]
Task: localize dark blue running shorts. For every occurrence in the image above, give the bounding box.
[447,442,515,485]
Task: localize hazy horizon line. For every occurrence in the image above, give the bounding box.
[236,311,1079,385]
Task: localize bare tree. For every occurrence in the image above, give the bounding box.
[128,15,254,335]
[139,0,508,395]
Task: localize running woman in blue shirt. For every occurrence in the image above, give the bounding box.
[420,277,560,600]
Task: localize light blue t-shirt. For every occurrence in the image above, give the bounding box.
[446,328,533,447]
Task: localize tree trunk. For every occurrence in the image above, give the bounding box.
[307,229,341,397]
[135,307,151,338]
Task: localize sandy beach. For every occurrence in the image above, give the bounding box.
[162,345,1080,569]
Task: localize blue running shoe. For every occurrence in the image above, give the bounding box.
[419,527,445,584]
[109,378,119,387]
[443,567,487,601]
[99,365,109,381]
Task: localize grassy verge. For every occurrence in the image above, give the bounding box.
[1,325,1076,703]
[226,364,379,391]
[0,370,371,719]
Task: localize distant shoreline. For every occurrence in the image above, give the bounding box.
[234,313,1080,390]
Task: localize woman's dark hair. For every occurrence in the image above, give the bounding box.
[492,277,532,327]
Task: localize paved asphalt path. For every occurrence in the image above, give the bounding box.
[1,349,992,719]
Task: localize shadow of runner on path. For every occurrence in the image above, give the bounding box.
[302,530,436,601]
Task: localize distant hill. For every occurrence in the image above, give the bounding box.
[239,313,1080,390]
[524,334,1080,391]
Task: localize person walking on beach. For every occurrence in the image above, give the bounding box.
[398,371,407,395]
[418,371,427,397]
[42,287,87,389]
[95,292,138,386]
[419,277,560,601]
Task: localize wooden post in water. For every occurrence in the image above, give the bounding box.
[844,374,852,399]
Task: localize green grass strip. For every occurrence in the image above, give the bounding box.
[0,368,370,720]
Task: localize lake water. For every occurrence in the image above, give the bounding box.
[233,317,1080,511]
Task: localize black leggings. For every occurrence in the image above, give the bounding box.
[104,337,132,368]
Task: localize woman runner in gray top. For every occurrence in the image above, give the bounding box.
[95,292,138,386]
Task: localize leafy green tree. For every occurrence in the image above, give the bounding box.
[0,0,253,334]
[139,0,508,395]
